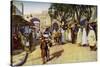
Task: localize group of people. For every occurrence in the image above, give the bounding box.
[57,23,97,51]
[12,21,97,64]
[39,22,97,64]
[12,28,38,52]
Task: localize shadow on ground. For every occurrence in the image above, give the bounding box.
[49,49,64,61]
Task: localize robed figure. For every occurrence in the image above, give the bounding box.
[88,25,97,51]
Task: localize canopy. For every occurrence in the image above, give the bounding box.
[12,15,34,26]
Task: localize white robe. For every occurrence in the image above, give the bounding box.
[76,28,82,44]
[68,29,72,41]
[88,29,96,46]
[26,41,29,47]
[61,29,65,42]
[82,28,88,45]
[65,30,68,41]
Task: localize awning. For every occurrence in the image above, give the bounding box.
[12,15,34,26]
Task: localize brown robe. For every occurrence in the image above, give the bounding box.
[40,36,49,64]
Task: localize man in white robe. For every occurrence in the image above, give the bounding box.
[82,27,88,46]
[68,28,72,42]
[65,29,68,42]
[61,28,65,43]
[88,25,96,51]
[76,28,82,45]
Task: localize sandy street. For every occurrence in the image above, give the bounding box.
[12,43,97,66]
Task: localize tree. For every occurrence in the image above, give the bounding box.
[48,3,74,29]
[48,3,96,28]
[73,5,96,23]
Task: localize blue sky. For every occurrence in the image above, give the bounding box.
[13,1,51,14]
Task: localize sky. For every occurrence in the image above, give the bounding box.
[13,1,51,15]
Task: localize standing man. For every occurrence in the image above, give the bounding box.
[68,28,72,42]
[65,28,68,43]
[82,27,88,46]
[61,28,65,44]
[76,27,82,46]
[88,25,97,51]
[71,25,75,44]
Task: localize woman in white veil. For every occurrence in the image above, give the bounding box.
[76,27,82,46]
[82,27,88,46]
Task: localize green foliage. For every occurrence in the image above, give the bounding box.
[48,3,97,28]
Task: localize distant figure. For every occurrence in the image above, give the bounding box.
[76,28,82,45]
[52,29,61,44]
[61,28,65,44]
[71,27,75,44]
[65,29,68,42]
[88,25,97,51]
[74,24,78,43]
[82,27,88,46]
[68,28,72,42]
[40,34,50,64]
